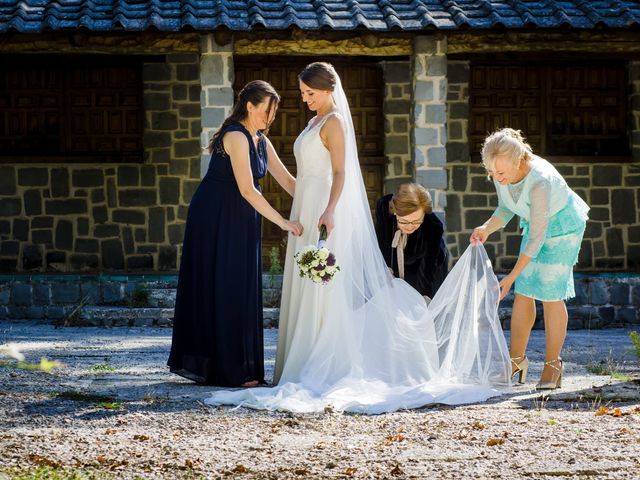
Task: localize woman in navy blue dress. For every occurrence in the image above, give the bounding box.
[168,81,303,387]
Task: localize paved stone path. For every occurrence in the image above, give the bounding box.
[1,322,639,479]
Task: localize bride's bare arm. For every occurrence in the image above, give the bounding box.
[224,131,303,236]
[317,115,346,236]
[264,136,296,197]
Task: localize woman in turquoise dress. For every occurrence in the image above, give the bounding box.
[471,128,589,390]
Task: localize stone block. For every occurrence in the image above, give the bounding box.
[0,241,19,255]
[448,62,470,83]
[592,165,622,186]
[72,169,104,188]
[425,104,447,124]
[92,205,108,224]
[12,219,27,241]
[449,103,469,120]
[416,169,447,189]
[143,63,172,82]
[427,55,447,76]
[0,286,10,305]
[414,36,438,54]
[148,207,165,243]
[0,198,22,216]
[123,227,135,255]
[384,62,410,83]
[414,81,434,101]
[470,176,495,193]
[81,281,101,303]
[70,254,99,271]
[201,55,225,86]
[45,199,87,215]
[32,230,53,246]
[175,140,202,158]
[182,180,200,203]
[22,245,42,270]
[577,240,592,267]
[0,166,16,195]
[107,178,117,208]
[169,224,186,245]
[77,218,89,236]
[128,255,154,270]
[118,189,157,207]
[159,245,177,271]
[118,166,140,187]
[590,188,609,205]
[94,225,119,238]
[51,283,80,304]
[464,209,495,231]
[26,307,45,319]
[46,307,65,320]
[427,147,447,167]
[0,220,9,235]
[151,111,178,130]
[617,307,638,324]
[18,168,48,186]
[0,259,17,271]
[606,227,624,257]
[51,169,69,198]
[611,189,636,224]
[32,217,53,229]
[386,100,411,116]
[102,239,125,270]
[102,282,124,304]
[415,128,438,145]
[141,165,156,187]
[202,107,226,128]
[144,131,172,148]
[448,121,462,141]
[13,284,32,306]
[54,220,73,250]
[172,84,187,101]
[151,148,172,163]
[445,195,461,232]
[610,283,630,305]
[386,135,409,155]
[447,142,469,162]
[589,280,609,305]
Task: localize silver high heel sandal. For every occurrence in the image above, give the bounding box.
[511,355,529,384]
[536,358,563,390]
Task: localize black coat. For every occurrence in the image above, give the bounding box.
[375,194,449,298]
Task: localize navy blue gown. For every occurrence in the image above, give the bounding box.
[168,123,267,386]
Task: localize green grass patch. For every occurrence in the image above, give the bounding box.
[51,391,116,403]
[1,465,111,480]
[88,364,116,372]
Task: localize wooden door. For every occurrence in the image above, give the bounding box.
[233,57,385,265]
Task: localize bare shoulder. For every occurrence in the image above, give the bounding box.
[222,130,250,156]
[320,112,345,138]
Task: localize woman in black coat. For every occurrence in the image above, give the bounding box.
[375,183,449,301]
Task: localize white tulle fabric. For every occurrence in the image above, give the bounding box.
[204,73,511,414]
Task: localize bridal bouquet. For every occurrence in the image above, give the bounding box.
[294,225,340,284]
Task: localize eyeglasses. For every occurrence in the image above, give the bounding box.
[395,215,424,226]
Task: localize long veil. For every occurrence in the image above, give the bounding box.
[204,71,511,414]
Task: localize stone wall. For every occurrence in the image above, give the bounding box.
[412,36,448,214]
[381,60,413,194]
[0,54,202,273]
[444,60,640,272]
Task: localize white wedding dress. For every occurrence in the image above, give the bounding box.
[205,74,511,414]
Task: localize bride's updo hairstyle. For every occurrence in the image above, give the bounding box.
[208,80,280,153]
[389,183,433,217]
[298,62,338,92]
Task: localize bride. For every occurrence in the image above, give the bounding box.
[205,62,511,414]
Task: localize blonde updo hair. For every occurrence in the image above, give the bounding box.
[389,183,433,217]
[481,128,533,172]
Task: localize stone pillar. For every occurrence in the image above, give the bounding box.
[412,36,448,215]
[630,61,640,162]
[199,34,235,178]
[382,60,412,193]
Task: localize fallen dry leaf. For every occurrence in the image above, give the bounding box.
[471,421,486,430]
[486,438,504,446]
[344,467,358,476]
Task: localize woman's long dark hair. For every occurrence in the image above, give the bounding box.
[208,80,280,154]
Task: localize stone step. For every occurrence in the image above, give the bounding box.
[147,288,281,308]
[76,306,280,328]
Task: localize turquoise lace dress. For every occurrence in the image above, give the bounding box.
[492,156,589,301]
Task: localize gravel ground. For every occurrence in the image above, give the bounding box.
[0,321,639,480]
